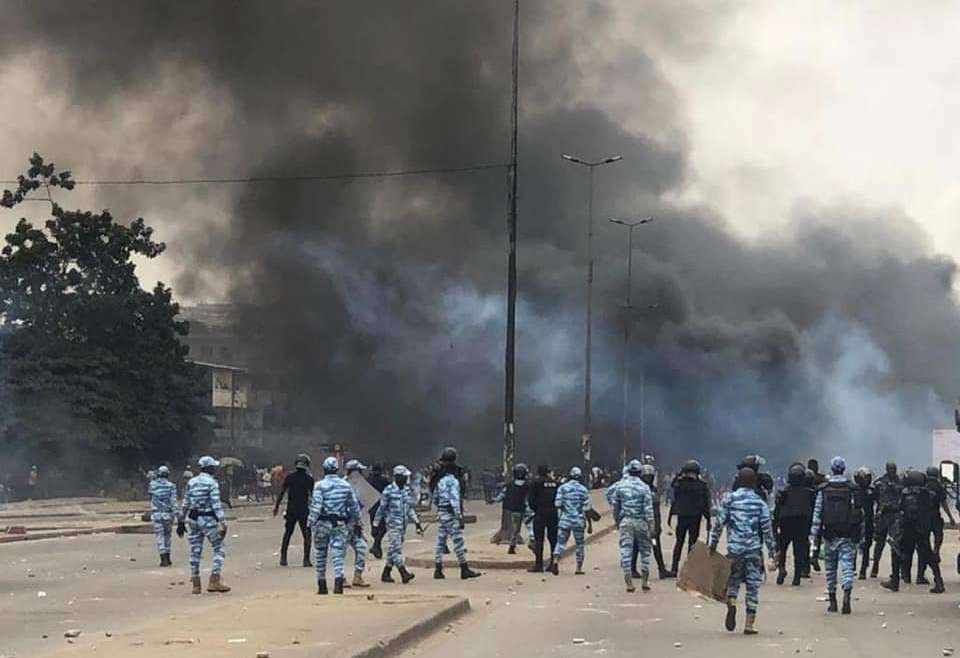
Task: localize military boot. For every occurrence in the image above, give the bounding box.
[743,611,758,635]
[575,561,585,575]
[880,576,899,592]
[641,573,651,592]
[460,563,481,580]
[869,559,880,578]
[398,566,416,584]
[930,565,945,594]
[433,563,445,579]
[381,566,395,583]
[160,553,171,567]
[858,562,867,580]
[333,577,345,594]
[353,571,371,588]
[827,592,838,612]
[776,567,786,585]
[317,579,328,595]
[191,576,202,595]
[841,590,852,614]
[724,597,737,632]
[547,559,559,575]
[207,573,231,593]
[791,572,801,586]
[624,574,636,593]
[507,545,517,555]
[902,570,911,584]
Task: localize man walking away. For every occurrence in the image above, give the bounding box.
[871,462,902,579]
[809,457,861,615]
[774,463,814,586]
[853,467,875,580]
[612,460,655,592]
[550,467,592,575]
[668,460,712,575]
[274,454,314,567]
[916,466,956,584]
[882,469,945,594]
[432,447,482,580]
[177,456,230,594]
[308,457,360,595]
[149,466,178,567]
[640,464,670,578]
[527,464,559,573]
[375,465,423,584]
[709,467,777,636]
[501,463,530,554]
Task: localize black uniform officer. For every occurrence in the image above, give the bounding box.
[273,453,315,567]
[916,466,956,584]
[871,462,902,579]
[853,467,875,580]
[639,464,670,579]
[668,460,712,574]
[526,464,559,573]
[774,462,814,586]
[881,469,945,593]
[502,463,530,554]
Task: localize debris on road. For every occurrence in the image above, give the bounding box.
[37,590,46,598]
[674,642,683,648]
[572,638,586,645]
[228,638,247,644]
[63,629,82,638]
[256,652,270,658]
[165,638,197,645]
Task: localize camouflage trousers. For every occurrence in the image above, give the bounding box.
[618,517,652,577]
[188,518,225,577]
[152,518,173,555]
[726,550,763,613]
[313,522,348,580]
[554,523,586,564]
[347,525,367,573]
[824,537,858,593]
[435,512,467,565]
[385,526,408,567]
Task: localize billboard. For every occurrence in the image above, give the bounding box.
[931,429,960,465]
[212,369,248,409]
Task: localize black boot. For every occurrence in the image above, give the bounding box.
[303,556,312,568]
[527,559,544,573]
[381,566,395,583]
[399,566,415,584]
[858,563,867,580]
[317,579,328,595]
[507,545,517,555]
[370,542,383,560]
[433,563,445,580]
[303,536,312,567]
[160,553,171,567]
[547,558,559,575]
[776,567,786,586]
[791,572,801,586]
[880,576,899,592]
[280,552,288,567]
[333,577,345,594]
[827,592,838,613]
[724,597,737,632]
[460,563,481,579]
[575,561,585,575]
[930,563,945,593]
[841,590,851,614]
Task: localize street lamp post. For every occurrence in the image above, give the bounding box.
[608,217,653,468]
[562,153,622,477]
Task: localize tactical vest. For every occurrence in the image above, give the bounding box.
[901,486,931,528]
[820,480,861,538]
[672,477,706,516]
[778,485,813,519]
[502,482,529,512]
[875,476,902,512]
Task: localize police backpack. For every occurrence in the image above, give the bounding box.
[820,481,861,537]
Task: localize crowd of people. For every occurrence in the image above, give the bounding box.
[145,447,958,636]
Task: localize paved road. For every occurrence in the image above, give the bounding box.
[403,529,960,658]
[4,501,960,658]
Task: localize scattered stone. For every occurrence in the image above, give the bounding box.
[129,557,136,562]
[165,639,197,645]
[485,598,492,606]
[943,649,954,657]
[445,625,454,634]
[366,594,375,601]
[291,639,301,645]
[105,631,112,638]
[805,646,813,653]
[674,642,683,648]
[64,630,82,638]
[256,652,270,658]
[572,638,586,645]
[42,634,48,639]
[37,591,46,598]
[906,611,914,617]
[881,622,888,629]
[227,638,247,644]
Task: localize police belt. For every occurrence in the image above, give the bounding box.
[438,504,457,514]
[187,509,217,520]
[317,513,349,526]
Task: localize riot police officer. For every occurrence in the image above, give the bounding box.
[872,462,902,579]
[640,464,670,578]
[853,467,875,580]
[881,469,944,594]
[527,464,559,573]
[774,463,814,586]
[916,466,956,584]
[668,460,711,575]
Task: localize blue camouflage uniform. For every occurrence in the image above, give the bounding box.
[149,477,178,555]
[553,479,592,565]
[810,474,859,594]
[433,473,467,565]
[709,488,777,613]
[308,474,361,581]
[375,482,420,567]
[179,473,226,577]
[611,475,655,577]
[345,474,369,575]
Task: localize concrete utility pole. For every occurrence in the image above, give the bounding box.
[562,153,622,477]
[503,0,520,479]
[608,217,653,467]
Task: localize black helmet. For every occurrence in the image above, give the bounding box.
[682,460,702,475]
[512,463,529,480]
[440,447,458,463]
[904,469,926,487]
[854,466,872,486]
[925,466,939,479]
[787,463,806,486]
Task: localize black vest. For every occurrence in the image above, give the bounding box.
[673,477,708,517]
[778,485,813,519]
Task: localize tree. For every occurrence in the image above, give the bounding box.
[0,154,204,487]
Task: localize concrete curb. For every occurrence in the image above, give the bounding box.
[0,525,129,544]
[348,596,470,658]
[405,522,617,570]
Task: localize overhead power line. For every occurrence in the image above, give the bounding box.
[0,162,510,187]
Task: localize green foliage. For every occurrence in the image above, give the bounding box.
[0,154,203,476]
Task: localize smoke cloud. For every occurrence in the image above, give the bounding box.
[1,1,957,474]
